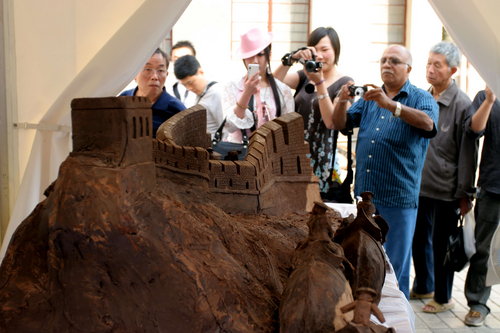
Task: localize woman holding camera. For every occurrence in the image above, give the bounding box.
[219,27,294,146]
[275,27,354,197]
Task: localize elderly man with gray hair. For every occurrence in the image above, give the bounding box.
[410,41,475,313]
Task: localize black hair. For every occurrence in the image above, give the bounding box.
[174,55,201,80]
[262,45,282,117]
[171,40,197,57]
[153,48,169,69]
[308,27,341,65]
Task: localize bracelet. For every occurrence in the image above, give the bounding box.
[317,93,329,100]
[338,99,350,103]
[315,79,325,86]
[236,101,246,110]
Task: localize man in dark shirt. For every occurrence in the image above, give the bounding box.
[120,48,185,137]
[462,87,500,326]
[411,42,473,314]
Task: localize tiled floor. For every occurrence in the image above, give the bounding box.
[410,265,500,332]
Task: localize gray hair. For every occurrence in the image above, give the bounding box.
[430,41,461,68]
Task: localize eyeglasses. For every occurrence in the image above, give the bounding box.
[142,67,167,76]
[256,51,266,57]
[380,57,409,66]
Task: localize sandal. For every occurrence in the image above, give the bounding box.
[410,290,434,299]
[422,299,454,313]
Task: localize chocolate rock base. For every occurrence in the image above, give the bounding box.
[0,97,329,332]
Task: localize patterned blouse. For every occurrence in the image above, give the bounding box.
[294,71,353,193]
[220,77,295,143]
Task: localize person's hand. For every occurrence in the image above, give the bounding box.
[459,197,473,216]
[304,69,323,85]
[243,72,260,95]
[485,86,496,103]
[363,84,393,110]
[337,81,355,101]
[290,46,316,62]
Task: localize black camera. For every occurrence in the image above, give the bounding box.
[299,55,323,73]
[305,59,322,73]
[349,85,367,97]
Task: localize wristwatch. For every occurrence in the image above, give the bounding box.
[394,102,402,117]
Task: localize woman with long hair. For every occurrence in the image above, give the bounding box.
[220,27,294,144]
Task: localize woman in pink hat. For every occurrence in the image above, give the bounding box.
[274,27,354,199]
[219,27,294,146]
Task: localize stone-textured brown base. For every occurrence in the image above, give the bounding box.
[0,156,341,332]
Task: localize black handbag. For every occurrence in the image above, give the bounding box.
[212,120,249,160]
[443,216,469,272]
[211,96,256,161]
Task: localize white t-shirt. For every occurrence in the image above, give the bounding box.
[165,73,197,108]
[197,82,224,139]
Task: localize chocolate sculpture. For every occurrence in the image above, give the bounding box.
[279,202,354,332]
[0,97,397,332]
[333,192,392,331]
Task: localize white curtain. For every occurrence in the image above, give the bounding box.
[428,0,500,96]
[0,0,191,260]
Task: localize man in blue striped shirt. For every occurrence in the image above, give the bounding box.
[332,45,439,299]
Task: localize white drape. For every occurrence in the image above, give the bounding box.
[428,0,500,96]
[0,0,191,260]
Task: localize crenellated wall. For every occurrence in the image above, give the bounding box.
[155,106,321,215]
[70,97,320,215]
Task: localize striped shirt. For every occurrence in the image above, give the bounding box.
[346,80,439,208]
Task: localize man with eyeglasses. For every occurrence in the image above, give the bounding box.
[121,48,186,137]
[332,44,439,299]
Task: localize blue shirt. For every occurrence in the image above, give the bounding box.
[120,87,186,137]
[346,80,439,208]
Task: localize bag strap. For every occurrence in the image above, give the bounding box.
[329,128,354,188]
[173,82,181,100]
[212,119,249,148]
[343,128,354,187]
[173,81,190,101]
[196,81,217,104]
[294,70,307,98]
[212,95,253,147]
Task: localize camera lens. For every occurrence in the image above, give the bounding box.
[305,60,317,72]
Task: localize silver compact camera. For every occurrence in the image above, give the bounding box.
[349,85,367,97]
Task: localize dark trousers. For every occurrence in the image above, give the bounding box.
[412,196,435,294]
[465,190,500,314]
[412,196,459,303]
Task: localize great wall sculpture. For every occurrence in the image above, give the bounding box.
[0,97,393,332]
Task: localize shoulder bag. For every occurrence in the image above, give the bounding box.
[211,96,254,160]
[443,215,469,272]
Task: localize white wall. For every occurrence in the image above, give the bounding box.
[171,0,242,83]
[171,0,484,97]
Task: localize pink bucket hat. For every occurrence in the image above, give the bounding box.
[238,27,273,59]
